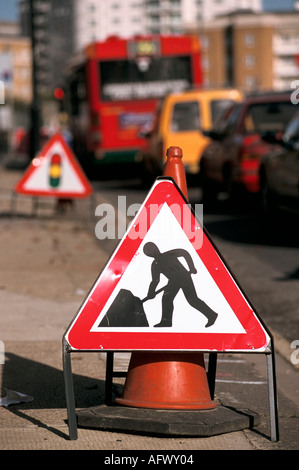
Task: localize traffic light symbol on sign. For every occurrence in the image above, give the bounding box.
[15,133,93,198]
[49,153,62,188]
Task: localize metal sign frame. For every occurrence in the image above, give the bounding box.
[62,341,278,442]
[62,177,278,441]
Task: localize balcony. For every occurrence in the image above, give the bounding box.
[273,36,299,56]
[273,59,299,78]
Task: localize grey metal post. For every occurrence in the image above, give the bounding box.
[207,352,217,400]
[62,339,78,440]
[105,352,114,405]
[266,341,279,442]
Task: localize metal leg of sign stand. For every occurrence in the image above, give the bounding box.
[105,352,114,405]
[106,352,218,405]
[207,352,217,400]
[105,352,127,405]
[62,340,77,440]
[266,340,279,442]
[206,345,278,442]
[106,352,219,405]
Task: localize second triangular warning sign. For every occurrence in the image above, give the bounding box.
[64,178,270,352]
[15,133,93,198]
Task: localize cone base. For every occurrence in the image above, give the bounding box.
[76,404,260,437]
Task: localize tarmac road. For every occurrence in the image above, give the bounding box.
[0,165,298,452]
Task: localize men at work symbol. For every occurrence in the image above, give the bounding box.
[98,242,219,328]
[143,242,218,328]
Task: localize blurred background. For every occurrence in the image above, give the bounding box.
[0,5,298,447]
[0,0,298,168]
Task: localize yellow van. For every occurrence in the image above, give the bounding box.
[140,88,244,179]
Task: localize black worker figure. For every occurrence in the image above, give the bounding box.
[143,242,218,328]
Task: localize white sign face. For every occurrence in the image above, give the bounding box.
[91,203,246,334]
[23,142,86,194]
[15,134,92,198]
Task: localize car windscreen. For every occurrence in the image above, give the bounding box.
[245,101,296,133]
[210,99,236,127]
[283,113,299,143]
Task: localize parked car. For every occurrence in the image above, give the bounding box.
[138,87,243,183]
[199,93,297,203]
[259,111,299,215]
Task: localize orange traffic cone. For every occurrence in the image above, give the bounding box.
[115,352,217,409]
[163,146,188,199]
[115,146,217,410]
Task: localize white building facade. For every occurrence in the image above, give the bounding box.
[73,0,262,51]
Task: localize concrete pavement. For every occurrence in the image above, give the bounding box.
[0,165,298,451]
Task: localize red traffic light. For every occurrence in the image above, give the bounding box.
[54,87,64,100]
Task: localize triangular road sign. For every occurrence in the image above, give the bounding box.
[64,178,270,352]
[15,133,93,198]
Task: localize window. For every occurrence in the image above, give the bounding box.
[244,33,255,46]
[212,104,241,136]
[244,75,257,89]
[210,100,236,127]
[245,102,296,133]
[202,56,209,70]
[282,114,299,142]
[218,104,241,135]
[201,36,209,49]
[244,55,255,68]
[100,56,192,101]
[171,101,200,132]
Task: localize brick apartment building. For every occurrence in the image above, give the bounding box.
[201,9,299,92]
